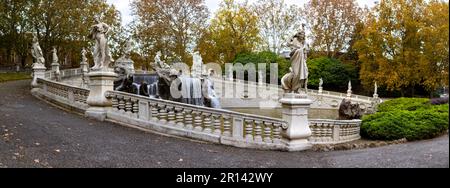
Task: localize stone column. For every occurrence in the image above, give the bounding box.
[31,63,46,88]
[85,71,118,121]
[280,93,313,151]
[80,60,89,87]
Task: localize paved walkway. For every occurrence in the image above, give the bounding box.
[0,80,448,168]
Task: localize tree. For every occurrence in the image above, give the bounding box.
[304,0,362,58]
[420,0,449,94]
[197,0,260,64]
[232,51,290,80]
[0,0,32,67]
[354,0,442,96]
[307,57,358,91]
[29,0,122,68]
[252,0,302,54]
[131,0,209,65]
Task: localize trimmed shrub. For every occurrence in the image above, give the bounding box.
[361,98,449,141]
[377,98,431,112]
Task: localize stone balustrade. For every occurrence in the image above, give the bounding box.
[45,68,83,80]
[30,69,364,151]
[213,78,380,112]
[33,78,90,113]
[309,119,361,144]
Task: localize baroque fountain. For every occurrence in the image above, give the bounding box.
[29,18,381,152]
[114,46,221,108]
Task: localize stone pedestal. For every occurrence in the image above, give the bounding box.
[280,93,313,151]
[85,71,117,121]
[347,90,352,99]
[318,87,323,95]
[31,64,46,88]
[51,62,60,80]
[80,61,89,88]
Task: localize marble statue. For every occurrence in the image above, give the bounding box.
[31,33,45,67]
[202,73,221,108]
[348,81,352,91]
[52,47,58,65]
[281,24,308,94]
[319,78,323,88]
[374,82,378,95]
[81,48,88,63]
[192,51,203,78]
[124,39,133,59]
[89,17,113,71]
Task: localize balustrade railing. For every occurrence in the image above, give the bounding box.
[106,91,288,145]
[309,119,361,144]
[37,78,90,109]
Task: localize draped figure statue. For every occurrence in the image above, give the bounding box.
[89,18,113,71]
[31,33,45,67]
[281,24,309,93]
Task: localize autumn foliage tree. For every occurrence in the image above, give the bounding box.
[0,0,122,68]
[252,0,302,54]
[197,0,260,64]
[304,0,362,58]
[131,0,209,66]
[355,0,449,96]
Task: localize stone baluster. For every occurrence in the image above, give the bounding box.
[222,115,232,137]
[254,120,263,142]
[263,122,273,143]
[131,99,139,118]
[111,95,119,111]
[150,103,159,121]
[273,123,282,144]
[167,106,176,125]
[175,107,185,128]
[125,98,133,115]
[118,96,125,113]
[184,109,193,130]
[193,111,203,132]
[202,113,212,133]
[212,114,222,135]
[244,119,254,141]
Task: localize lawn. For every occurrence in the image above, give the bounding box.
[0,72,32,83]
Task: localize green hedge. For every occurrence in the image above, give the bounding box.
[361,98,449,141]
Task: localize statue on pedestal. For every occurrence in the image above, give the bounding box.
[89,17,113,71]
[192,51,203,78]
[31,33,45,68]
[281,24,308,94]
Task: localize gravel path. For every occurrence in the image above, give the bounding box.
[0,80,448,168]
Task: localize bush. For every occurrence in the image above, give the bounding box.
[307,57,358,90]
[361,98,449,141]
[377,98,431,112]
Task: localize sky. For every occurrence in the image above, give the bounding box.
[107,0,379,26]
